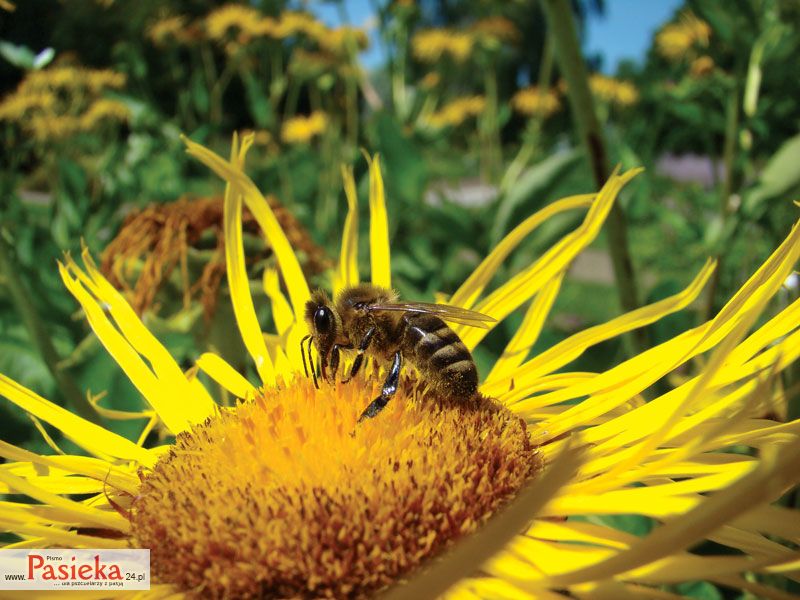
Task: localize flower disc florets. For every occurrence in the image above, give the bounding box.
[131,376,540,598]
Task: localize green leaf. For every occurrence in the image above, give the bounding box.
[490,149,581,246]
[241,69,273,128]
[0,41,36,69]
[673,581,723,600]
[744,132,800,216]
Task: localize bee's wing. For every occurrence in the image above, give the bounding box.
[366,302,496,329]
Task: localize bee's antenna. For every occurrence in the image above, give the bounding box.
[300,334,311,379]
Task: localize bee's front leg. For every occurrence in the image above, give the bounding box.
[328,343,353,382]
[357,351,402,422]
[342,327,375,384]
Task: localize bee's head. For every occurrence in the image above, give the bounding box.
[304,290,340,357]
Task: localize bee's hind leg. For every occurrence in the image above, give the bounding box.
[357,351,402,422]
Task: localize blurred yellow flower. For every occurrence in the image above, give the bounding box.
[0,64,128,143]
[0,0,15,11]
[420,71,441,90]
[656,10,712,61]
[146,15,197,46]
[588,74,639,107]
[318,25,369,55]
[690,55,715,77]
[205,3,263,44]
[412,28,474,64]
[512,86,561,118]
[1,134,799,598]
[425,95,486,128]
[281,111,329,144]
[470,16,519,46]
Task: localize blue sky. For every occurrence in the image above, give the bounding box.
[310,0,685,73]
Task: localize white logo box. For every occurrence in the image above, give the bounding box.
[0,549,150,590]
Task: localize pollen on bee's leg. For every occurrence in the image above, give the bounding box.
[130,375,541,599]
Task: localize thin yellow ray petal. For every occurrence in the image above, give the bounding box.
[0,375,154,467]
[463,577,554,600]
[541,439,800,587]
[0,473,103,495]
[489,259,714,399]
[221,133,276,385]
[58,263,204,434]
[572,581,687,600]
[0,470,129,532]
[527,520,635,550]
[518,222,800,441]
[710,525,795,560]
[459,168,641,350]
[88,391,155,421]
[336,164,360,293]
[196,352,257,400]
[629,553,788,584]
[489,536,614,581]
[735,504,800,541]
[450,194,594,310]
[541,489,698,519]
[0,441,141,493]
[0,500,123,532]
[263,267,294,336]
[485,273,563,384]
[3,537,47,549]
[0,519,128,549]
[183,135,311,323]
[135,414,159,448]
[72,251,217,421]
[366,154,391,288]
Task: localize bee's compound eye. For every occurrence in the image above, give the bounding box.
[314,307,333,334]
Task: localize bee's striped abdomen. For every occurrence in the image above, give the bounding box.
[402,312,478,397]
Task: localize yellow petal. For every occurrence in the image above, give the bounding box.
[489,258,714,399]
[450,193,594,310]
[0,470,129,532]
[366,154,391,288]
[0,519,129,549]
[459,168,641,350]
[0,375,154,467]
[335,164,360,294]
[75,251,217,417]
[58,259,214,434]
[541,439,800,587]
[222,133,276,385]
[183,135,311,324]
[196,352,257,399]
[485,272,563,384]
[263,267,294,336]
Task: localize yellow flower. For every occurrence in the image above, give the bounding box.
[412,28,475,64]
[0,64,127,142]
[690,55,715,78]
[205,3,264,44]
[656,10,712,61]
[424,95,486,128]
[1,133,800,598]
[146,15,195,46]
[470,16,520,47]
[511,86,561,118]
[280,111,329,144]
[587,74,639,107]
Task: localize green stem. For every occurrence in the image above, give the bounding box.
[704,81,741,321]
[0,231,101,425]
[500,32,555,193]
[541,0,645,353]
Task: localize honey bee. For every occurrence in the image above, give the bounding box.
[302,284,495,422]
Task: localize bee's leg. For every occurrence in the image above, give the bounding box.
[358,351,402,422]
[343,327,375,383]
[300,335,311,379]
[329,343,352,382]
[306,337,319,389]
